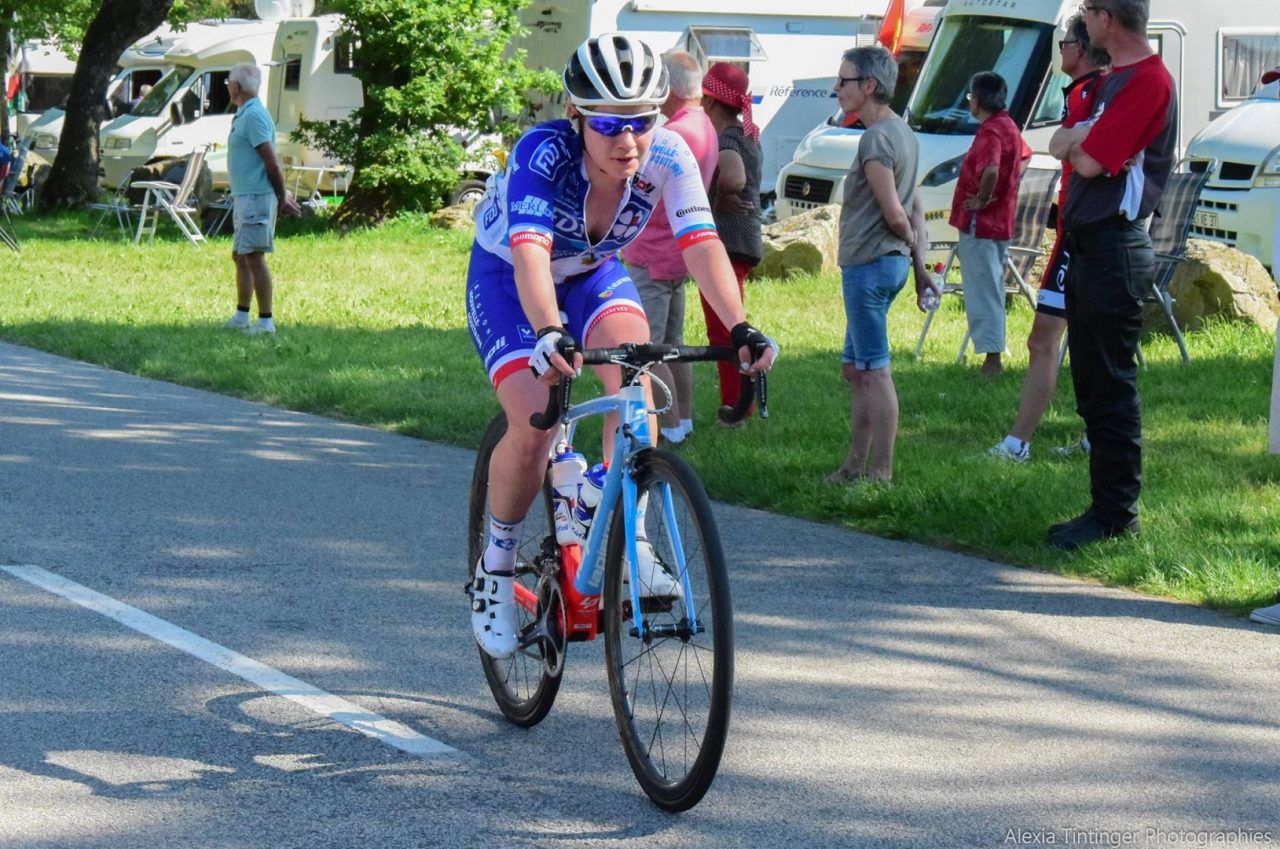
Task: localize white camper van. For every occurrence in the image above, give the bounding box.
[775,0,942,220]
[6,40,76,138]
[25,26,178,169]
[511,0,889,198]
[98,18,285,190]
[775,0,1280,243]
[1185,64,1280,274]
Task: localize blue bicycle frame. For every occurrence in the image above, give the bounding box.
[560,382,696,636]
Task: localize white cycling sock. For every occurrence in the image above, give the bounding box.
[679,418,693,437]
[1002,435,1027,453]
[483,513,523,574]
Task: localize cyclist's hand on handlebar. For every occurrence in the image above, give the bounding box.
[730,321,779,375]
[530,326,583,384]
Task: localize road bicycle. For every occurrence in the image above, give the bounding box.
[466,343,766,811]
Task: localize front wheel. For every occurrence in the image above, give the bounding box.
[603,449,733,811]
[467,413,562,727]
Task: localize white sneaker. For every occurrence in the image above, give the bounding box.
[627,539,682,599]
[988,441,1030,463]
[246,320,275,335]
[225,312,250,330]
[469,561,518,659]
[1249,602,1280,627]
[1052,436,1090,458]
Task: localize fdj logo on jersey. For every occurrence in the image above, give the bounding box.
[528,134,571,181]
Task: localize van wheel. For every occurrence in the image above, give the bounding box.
[448,179,486,209]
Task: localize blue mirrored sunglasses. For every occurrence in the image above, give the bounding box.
[579,109,659,137]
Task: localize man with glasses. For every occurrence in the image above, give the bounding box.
[1046,0,1177,549]
[989,13,1109,462]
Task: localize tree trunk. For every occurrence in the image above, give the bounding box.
[37,0,173,209]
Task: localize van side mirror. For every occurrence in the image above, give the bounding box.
[170,101,184,126]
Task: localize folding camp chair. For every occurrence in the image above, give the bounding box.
[1143,167,1211,363]
[203,190,234,237]
[0,136,31,219]
[132,145,209,245]
[88,169,139,238]
[0,136,32,250]
[914,166,1062,361]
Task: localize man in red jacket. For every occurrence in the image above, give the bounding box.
[1047,0,1177,550]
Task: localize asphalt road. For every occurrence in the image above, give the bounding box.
[1,341,1277,849]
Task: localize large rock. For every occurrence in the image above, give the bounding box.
[1157,239,1280,334]
[429,204,475,231]
[757,204,840,279]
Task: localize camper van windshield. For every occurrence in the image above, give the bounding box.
[906,16,1054,135]
[131,68,188,118]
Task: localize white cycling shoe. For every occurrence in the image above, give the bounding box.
[627,539,683,599]
[470,560,518,659]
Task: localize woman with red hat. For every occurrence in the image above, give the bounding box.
[700,62,765,423]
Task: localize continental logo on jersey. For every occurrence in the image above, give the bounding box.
[675,224,719,250]
[675,204,710,218]
[509,230,553,252]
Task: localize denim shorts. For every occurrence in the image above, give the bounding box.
[232,192,277,255]
[841,254,909,370]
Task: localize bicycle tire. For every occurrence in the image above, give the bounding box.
[602,449,733,811]
[468,413,562,727]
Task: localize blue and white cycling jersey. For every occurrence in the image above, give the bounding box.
[472,119,719,282]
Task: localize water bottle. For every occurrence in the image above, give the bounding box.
[572,463,607,543]
[920,274,941,312]
[550,449,587,546]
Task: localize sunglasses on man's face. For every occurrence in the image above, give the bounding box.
[578,108,659,137]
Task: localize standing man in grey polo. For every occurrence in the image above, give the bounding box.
[224,62,300,335]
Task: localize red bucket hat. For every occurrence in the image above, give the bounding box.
[702,62,760,142]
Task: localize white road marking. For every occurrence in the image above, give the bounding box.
[1,564,458,758]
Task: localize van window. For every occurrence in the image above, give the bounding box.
[131,68,189,118]
[890,48,928,115]
[283,56,302,91]
[21,74,73,113]
[906,15,1054,135]
[1220,30,1280,103]
[1028,68,1072,129]
[334,35,360,74]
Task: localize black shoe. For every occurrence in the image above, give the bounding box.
[1047,511,1140,551]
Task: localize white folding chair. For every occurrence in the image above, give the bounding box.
[88,170,139,238]
[132,145,209,245]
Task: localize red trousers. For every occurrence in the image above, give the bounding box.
[698,258,753,411]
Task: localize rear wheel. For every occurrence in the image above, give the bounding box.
[467,413,562,727]
[603,449,733,811]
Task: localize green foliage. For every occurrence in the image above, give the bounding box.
[296,0,558,214]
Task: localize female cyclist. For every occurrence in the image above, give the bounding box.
[466,33,777,659]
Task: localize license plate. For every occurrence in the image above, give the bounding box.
[1193,210,1218,229]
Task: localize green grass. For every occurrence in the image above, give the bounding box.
[3,210,1278,612]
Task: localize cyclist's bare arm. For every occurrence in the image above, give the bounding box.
[682,240,776,374]
[512,242,583,381]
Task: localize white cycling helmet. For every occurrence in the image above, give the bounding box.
[563,33,669,108]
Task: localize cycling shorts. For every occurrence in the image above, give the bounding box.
[1036,228,1070,318]
[466,243,646,387]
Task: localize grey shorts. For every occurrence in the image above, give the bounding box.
[629,264,687,345]
[232,192,278,255]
